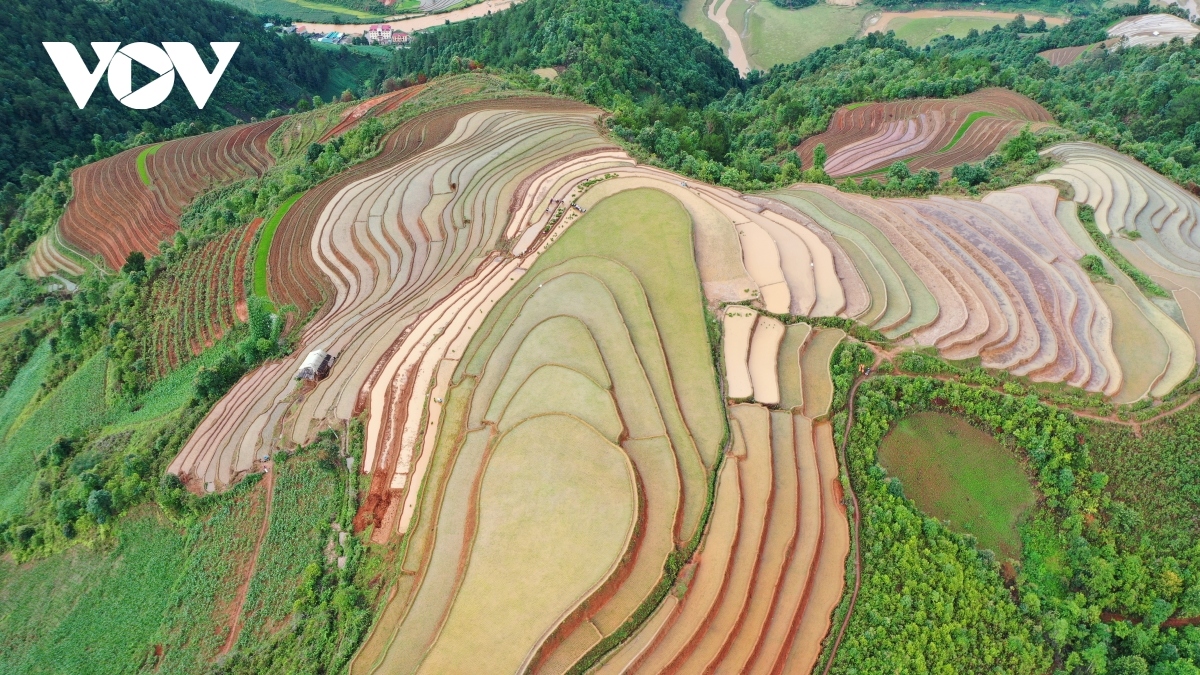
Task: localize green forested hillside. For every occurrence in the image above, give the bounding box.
[384,0,741,108]
[0,0,337,189]
[611,5,1200,190]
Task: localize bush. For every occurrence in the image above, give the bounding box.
[952,162,990,186]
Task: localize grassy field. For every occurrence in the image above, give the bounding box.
[745,3,870,71]
[0,340,50,442]
[0,450,343,674]
[887,16,1014,46]
[681,0,729,49]
[254,192,305,305]
[136,143,162,186]
[214,0,397,21]
[0,352,108,515]
[234,453,343,647]
[877,412,1036,559]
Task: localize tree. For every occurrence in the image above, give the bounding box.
[86,489,113,524]
[813,143,828,172]
[122,250,145,275]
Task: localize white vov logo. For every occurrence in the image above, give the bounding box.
[43,42,239,110]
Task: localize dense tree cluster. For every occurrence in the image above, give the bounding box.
[829,342,1200,672]
[0,0,337,189]
[383,0,740,109]
[607,4,1200,192]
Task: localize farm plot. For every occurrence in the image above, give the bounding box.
[1052,200,1193,401]
[1039,142,1200,378]
[263,86,586,318]
[169,100,618,496]
[603,327,848,675]
[356,186,725,675]
[56,119,283,270]
[25,228,85,280]
[776,184,1129,396]
[144,219,262,378]
[1038,39,1120,67]
[1108,13,1199,47]
[796,88,1055,178]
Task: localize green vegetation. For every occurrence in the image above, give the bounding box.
[889,15,1017,47]
[136,143,162,187]
[254,191,306,303]
[216,0,395,21]
[0,0,341,190]
[0,351,108,515]
[743,3,871,71]
[0,511,190,675]
[1079,252,1114,282]
[877,412,1037,559]
[938,111,998,152]
[0,340,51,442]
[0,439,360,675]
[1078,204,1170,298]
[386,0,740,109]
[822,337,1200,671]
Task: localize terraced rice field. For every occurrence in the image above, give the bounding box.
[600,326,848,675]
[797,88,1055,178]
[352,185,726,674]
[1038,39,1120,67]
[1039,142,1200,389]
[57,119,283,270]
[169,98,620,495]
[1052,200,1193,402]
[772,185,1132,395]
[318,85,426,143]
[25,227,86,279]
[143,219,262,377]
[1108,13,1199,47]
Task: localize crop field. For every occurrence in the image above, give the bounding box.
[171,96,619,496]
[878,412,1036,559]
[0,449,342,674]
[265,77,550,316]
[1108,13,1199,47]
[0,352,107,515]
[144,219,262,377]
[743,3,871,71]
[797,88,1056,178]
[0,341,51,444]
[887,15,1020,46]
[25,228,86,280]
[358,184,726,674]
[56,119,282,270]
[1038,39,1118,67]
[604,327,848,674]
[253,195,302,302]
[215,0,394,21]
[770,185,1143,397]
[1039,142,1200,372]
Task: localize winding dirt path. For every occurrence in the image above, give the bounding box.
[820,359,875,674]
[708,0,751,75]
[219,463,276,656]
